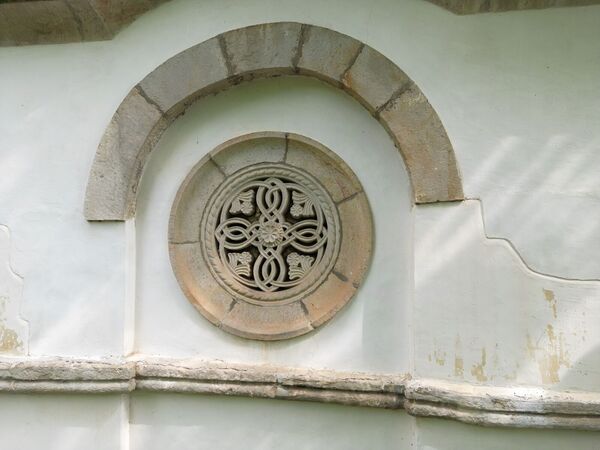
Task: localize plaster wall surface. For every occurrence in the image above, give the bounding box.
[0,394,123,450]
[0,0,597,356]
[0,0,599,448]
[131,394,413,450]
[415,201,600,389]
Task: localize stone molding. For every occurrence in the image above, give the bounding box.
[1,356,600,430]
[168,132,373,340]
[84,22,464,221]
[3,1,599,48]
[0,0,171,46]
[427,0,600,14]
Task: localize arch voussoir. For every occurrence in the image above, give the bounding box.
[84,22,464,221]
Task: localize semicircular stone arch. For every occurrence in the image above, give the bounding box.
[84,22,464,221]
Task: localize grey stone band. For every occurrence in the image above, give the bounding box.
[83,22,464,221]
[0,0,172,46]
[426,0,600,14]
[2,356,600,431]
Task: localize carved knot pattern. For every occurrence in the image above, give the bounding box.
[202,164,340,304]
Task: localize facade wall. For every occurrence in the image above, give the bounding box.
[0,0,599,448]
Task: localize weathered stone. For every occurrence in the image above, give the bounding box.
[342,45,411,112]
[302,273,356,328]
[0,0,170,46]
[379,84,464,203]
[168,132,372,340]
[168,243,235,327]
[84,87,166,221]
[138,37,229,115]
[64,0,112,41]
[0,357,134,381]
[1,356,600,429]
[222,22,302,76]
[426,0,600,15]
[211,133,286,175]
[168,157,225,243]
[296,25,362,83]
[84,23,465,221]
[220,301,313,340]
[0,1,82,46]
[285,134,361,203]
[334,193,373,283]
[87,0,170,35]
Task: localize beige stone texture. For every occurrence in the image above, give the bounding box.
[334,193,373,284]
[220,301,313,340]
[138,37,230,115]
[302,273,356,328]
[296,25,363,83]
[168,243,235,327]
[168,157,225,243]
[285,134,361,203]
[379,84,464,203]
[84,87,166,221]
[3,356,600,428]
[222,22,302,76]
[211,133,286,175]
[342,45,411,112]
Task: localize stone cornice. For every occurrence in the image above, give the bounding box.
[1,356,600,430]
[427,0,600,14]
[0,0,170,46]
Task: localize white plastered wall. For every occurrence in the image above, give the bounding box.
[0,0,599,448]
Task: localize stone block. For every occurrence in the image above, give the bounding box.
[342,45,411,112]
[85,87,166,220]
[211,133,286,175]
[222,22,302,76]
[139,37,230,115]
[0,1,81,46]
[169,157,225,243]
[219,301,313,340]
[334,193,373,285]
[285,135,361,203]
[302,273,355,328]
[379,84,463,202]
[168,243,235,327]
[296,25,362,83]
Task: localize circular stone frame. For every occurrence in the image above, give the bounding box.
[169,132,373,340]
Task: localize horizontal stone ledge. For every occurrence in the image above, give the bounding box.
[426,0,600,15]
[0,356,599,430]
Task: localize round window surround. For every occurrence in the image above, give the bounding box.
[169,132,373,340]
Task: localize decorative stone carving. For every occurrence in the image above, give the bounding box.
[169,132,373,340]
[204,164,339,304]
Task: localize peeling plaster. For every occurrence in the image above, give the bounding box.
[470,348,488,382]
[454,335,464,378]
[543,288,558,319]
[527,325,571,384]
[0,225,28,355]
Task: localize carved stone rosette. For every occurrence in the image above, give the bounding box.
[169,132,373,340]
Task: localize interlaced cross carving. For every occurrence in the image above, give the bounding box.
[214,176,329,293]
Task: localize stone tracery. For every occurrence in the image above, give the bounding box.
[206,167,337,298]
[169,132,372,340]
